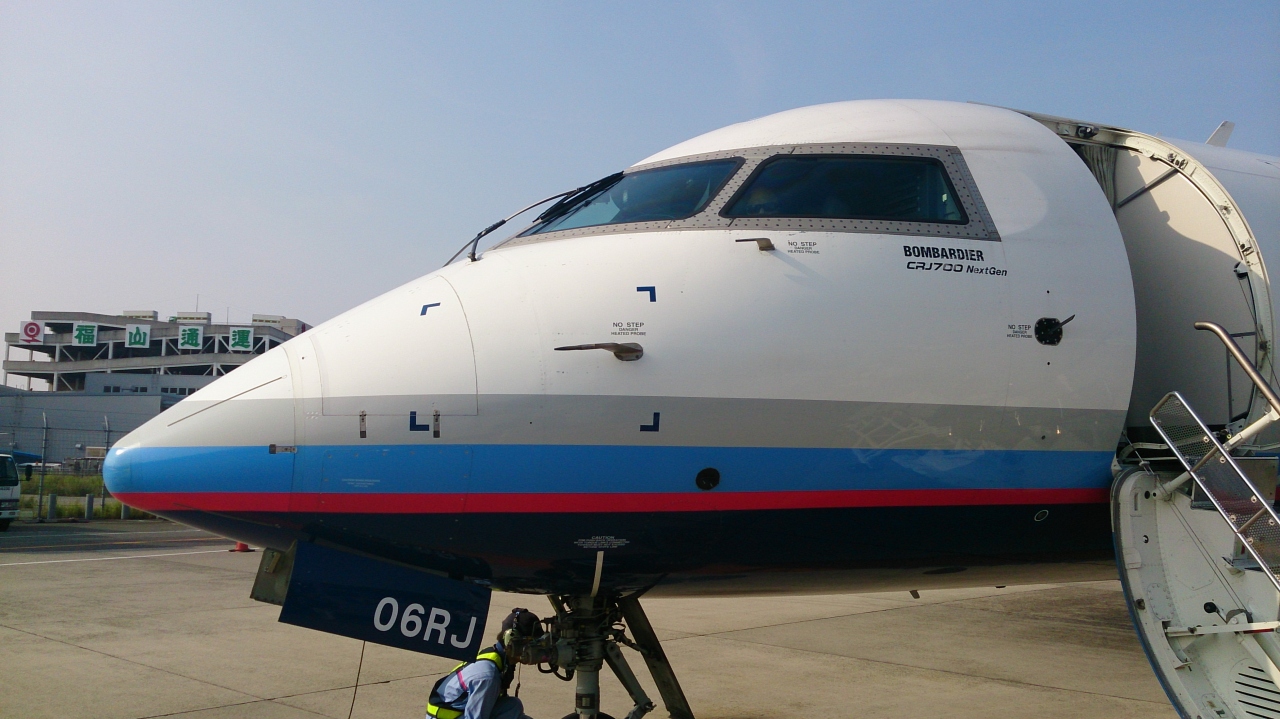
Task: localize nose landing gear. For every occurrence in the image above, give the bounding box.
[515,594,694,719]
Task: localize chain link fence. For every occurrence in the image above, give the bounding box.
[4,424,155,521]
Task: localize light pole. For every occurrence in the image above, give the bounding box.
[37,413,48,522]
[101,415,111,510]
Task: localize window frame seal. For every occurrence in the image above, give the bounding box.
[712,143,997,240]
[492,142,999,249]
[719,153,970,226]
[518,156,746,237]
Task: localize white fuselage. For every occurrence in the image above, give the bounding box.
[105,99,1278,596]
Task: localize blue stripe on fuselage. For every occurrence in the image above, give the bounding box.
[106,444,1113,495]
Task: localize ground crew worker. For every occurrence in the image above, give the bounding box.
[426,608,541,719]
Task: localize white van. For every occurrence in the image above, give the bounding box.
[0,454,19,531]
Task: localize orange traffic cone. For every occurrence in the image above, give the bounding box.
[230,542,254,552]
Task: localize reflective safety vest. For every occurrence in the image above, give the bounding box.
[426,649,507,719]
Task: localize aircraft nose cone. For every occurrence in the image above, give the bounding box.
[102,443,132,491]
[104,346,297,515]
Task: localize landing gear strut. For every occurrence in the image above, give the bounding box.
[516,594,694,719]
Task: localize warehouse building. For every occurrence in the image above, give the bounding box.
[1,309,308,464]
[3,310,308,392]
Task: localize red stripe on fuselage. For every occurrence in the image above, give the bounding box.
[112,488,1109,514]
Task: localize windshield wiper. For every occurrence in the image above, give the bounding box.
[443,172,626,266]
[533,172,624,226]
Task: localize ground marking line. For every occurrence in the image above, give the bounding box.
[662,584,1098,639]
[137,700,333,719]
[690,599,1137,642]
[0,622,273,706]
[135,699,289,719]
[687,610,1166,706]
[0,537,226,552]
[131,670,415,718]
[135,674,425,719]
[1,528,206,537]
[712,633,1171,705]
[659,585,1160,703]
[0,548,231,566]
[658,596,976,639]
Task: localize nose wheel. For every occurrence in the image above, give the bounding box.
[539,594,694,719]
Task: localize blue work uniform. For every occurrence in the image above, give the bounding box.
[426,644,531,719]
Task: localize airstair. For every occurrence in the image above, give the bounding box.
[1116,322,1280,719]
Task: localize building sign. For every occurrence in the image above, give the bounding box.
[178,325,204,350]
[72,323,98,346]
[19,321,43,345]
[125,324,151,348]
[228,327,254,351]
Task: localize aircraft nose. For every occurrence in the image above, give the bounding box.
[104,345,297,515]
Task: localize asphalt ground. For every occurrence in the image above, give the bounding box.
[0,520,1174,719]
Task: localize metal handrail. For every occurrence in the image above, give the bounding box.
[1155,322,1280,499]
[1149,391,1280,595]
[1195,321,1280,414]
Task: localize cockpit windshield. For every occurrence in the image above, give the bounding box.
[723,155,967,224]
[522,159,741,236]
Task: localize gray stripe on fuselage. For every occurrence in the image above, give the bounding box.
[223,394,1124,451]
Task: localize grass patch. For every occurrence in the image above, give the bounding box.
[19,494,156,521]
[19,473,106,497]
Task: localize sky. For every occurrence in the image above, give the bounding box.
[1,1,1277,388]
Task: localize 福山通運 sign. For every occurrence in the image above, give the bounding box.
[177,325,204,350]
[228,327,254,351]
[72,323,98,347]
[18,322,43,345]
[125,324,151,348]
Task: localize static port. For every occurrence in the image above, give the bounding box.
[695,468,720,491]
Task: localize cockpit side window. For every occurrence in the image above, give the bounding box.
[722,155,967,224]
[521,159,742,236]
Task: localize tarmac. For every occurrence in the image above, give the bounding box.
[0,520,1175,719]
